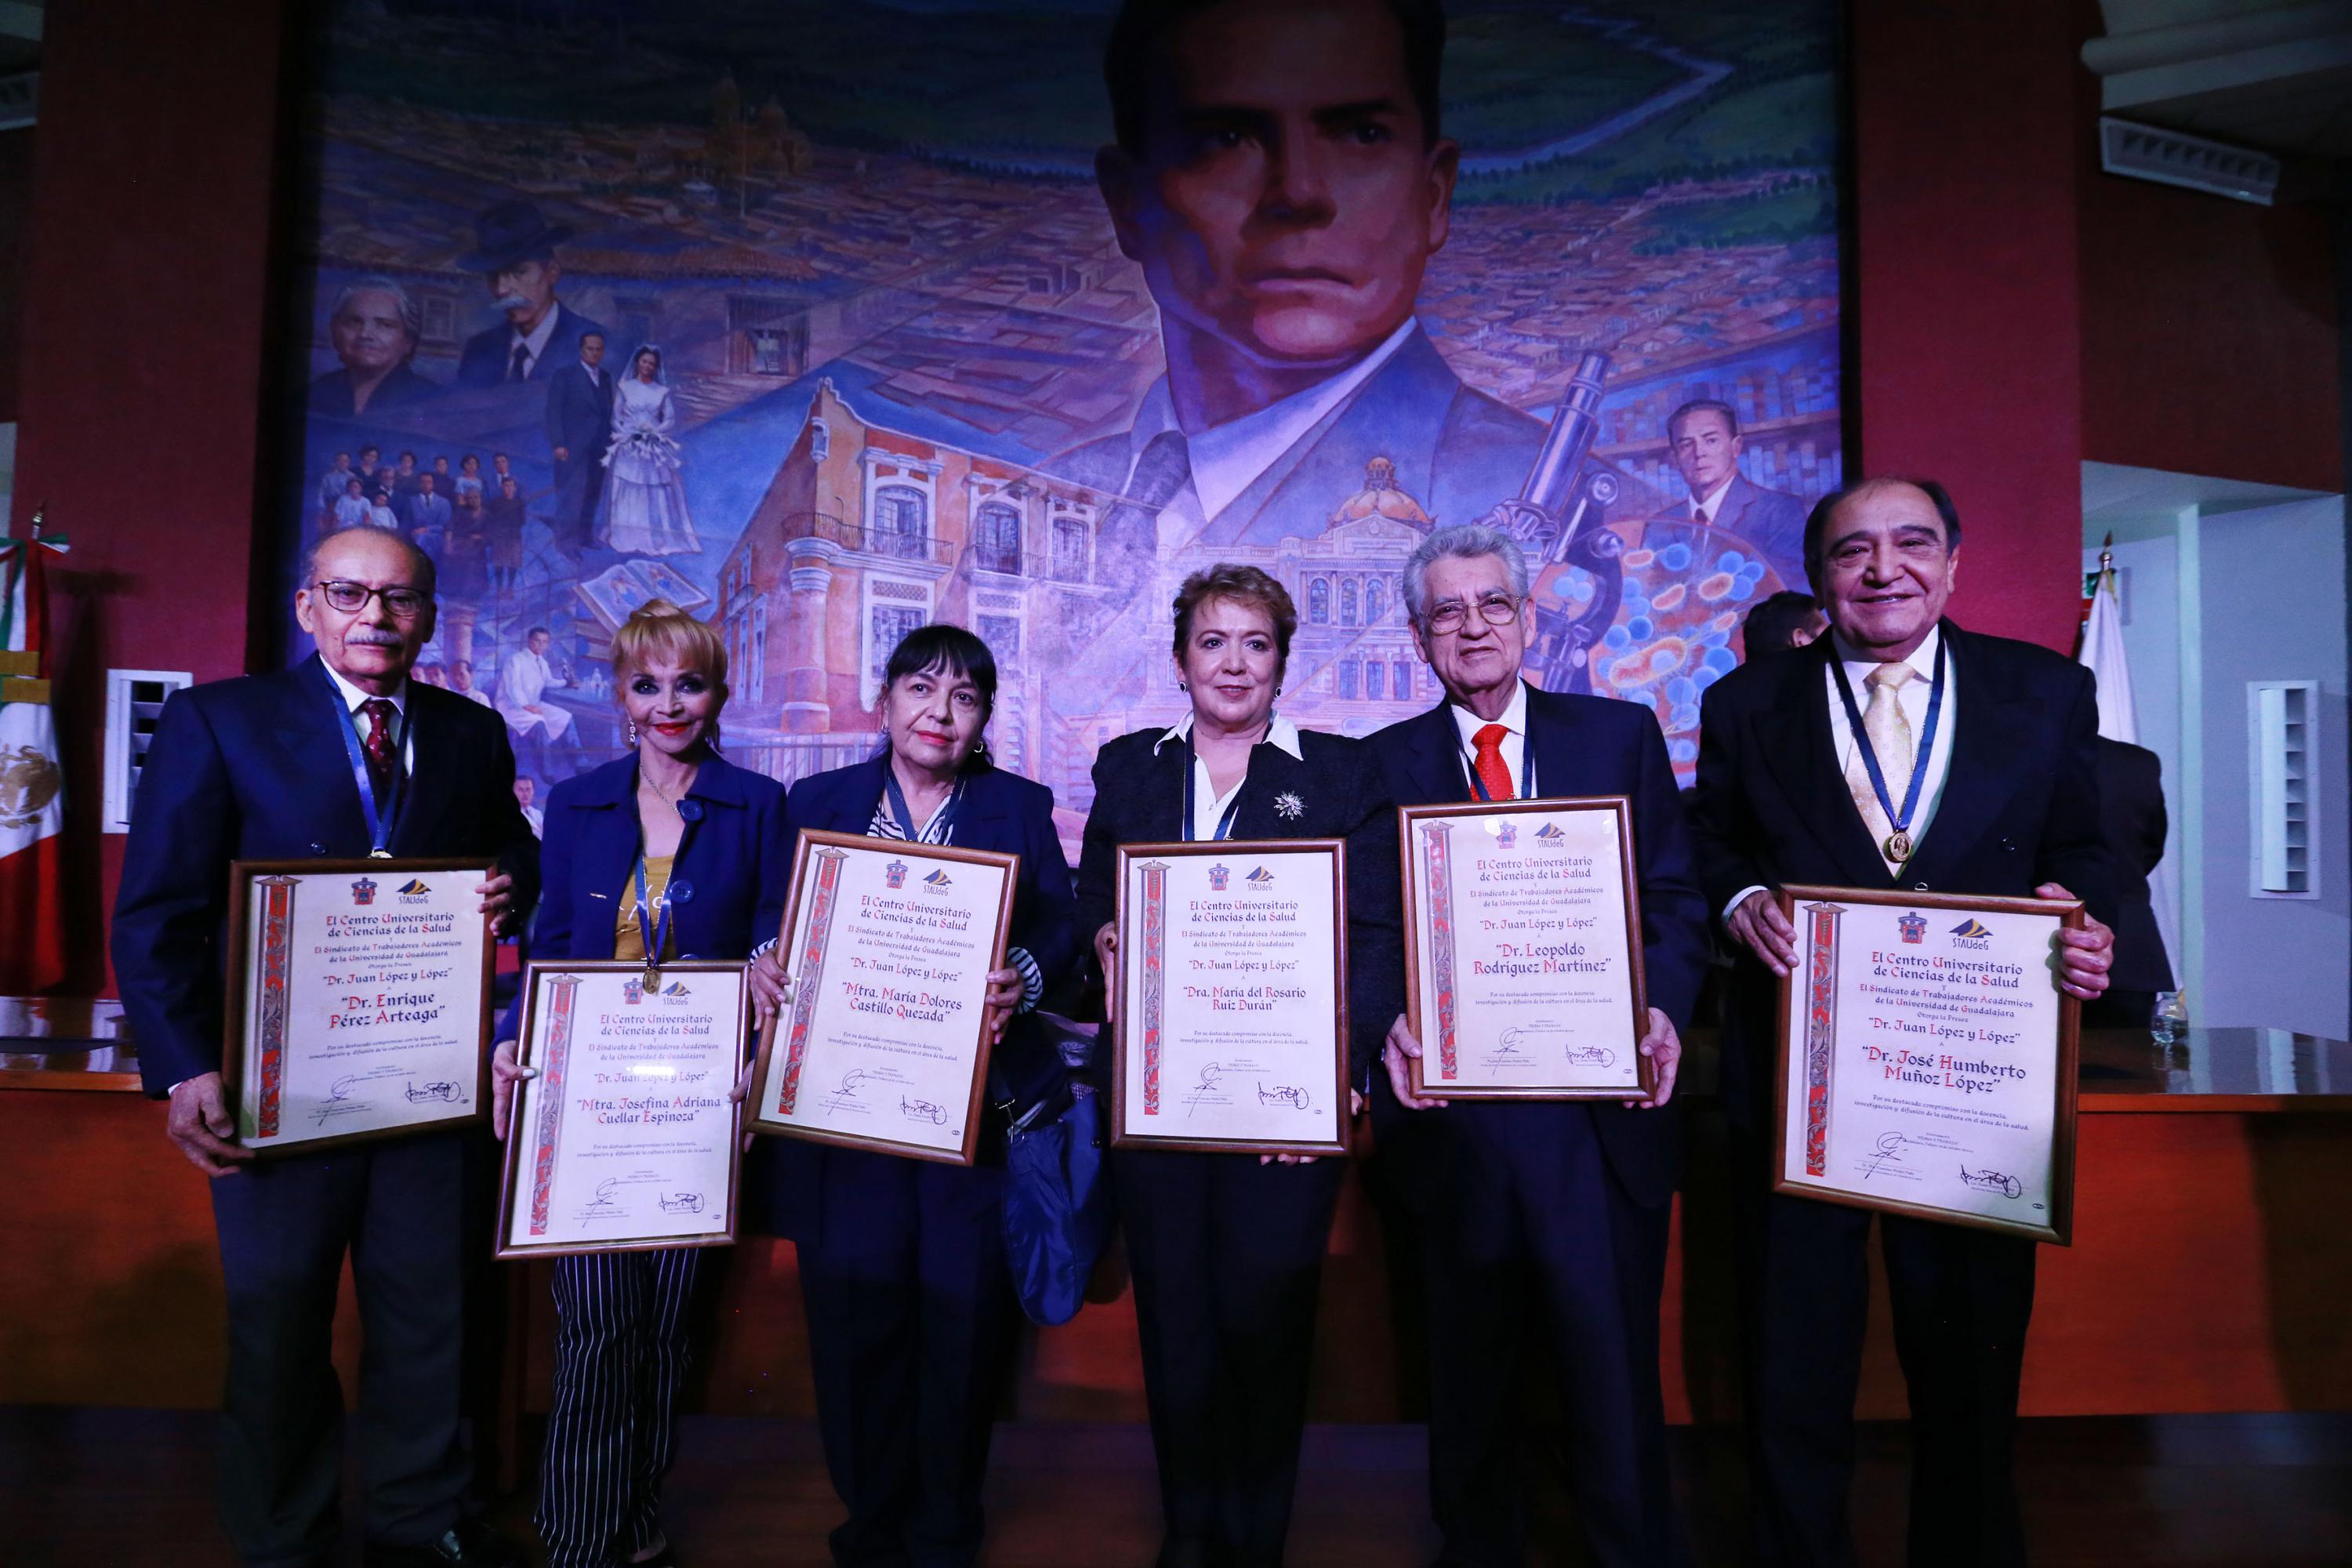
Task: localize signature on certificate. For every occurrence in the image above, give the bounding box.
[900,1096,946,1125]
[835,1069,869,1097]
[405,1080,463,1104]
[1958,1165,2024,1200]
[657,1192,705,1214]
[1256,1083,1310,1111]
[1862,1131,1911,1179]
[1183,1062,1224,1117]
[584,1178,622,1216]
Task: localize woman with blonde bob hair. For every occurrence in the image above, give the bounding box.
[491,600,791,1568]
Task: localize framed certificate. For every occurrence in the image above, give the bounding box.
[223,858,495,1156]
[1773,886,2084,1244]
[747,830,1018,1166]
[495,961,747,1259]
[1399,797,1651,1100]
[1111,839,1350,1157]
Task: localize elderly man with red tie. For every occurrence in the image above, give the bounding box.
[1368,522,1711,1567]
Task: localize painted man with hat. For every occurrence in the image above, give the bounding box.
[454,199,610,389]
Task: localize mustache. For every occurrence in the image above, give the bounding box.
[344,629,407,648]
[495,292,532,312]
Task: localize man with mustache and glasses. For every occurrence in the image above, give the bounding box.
[1690,477,2118,1568]
[453,199,609,390]
[114,526,540,1568]
[1055,0,1544,611]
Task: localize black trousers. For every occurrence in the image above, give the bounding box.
[796,1151,1018,1568]
[535,1247,706,1568]
[1412,1105,1679,1567]
[1731,1127,2037,1568]
[1114,1149,1346,1568]
[209,1132,474,1568]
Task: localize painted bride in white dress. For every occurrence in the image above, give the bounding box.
[600,344,701,556]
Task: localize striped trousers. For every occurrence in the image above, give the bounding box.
[535,1247,706,1568]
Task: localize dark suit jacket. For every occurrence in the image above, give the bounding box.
[545,362,614,462]
[456,303,611,389]
[305,361,441,419]
[1688,621,2115,1126]
[495,752,790,1040]
[2096,737,2173,993]
[1053,328,1545,550]
[1368,685,1710,1209]
[1707,475,1807,575]
[1074,724,1403,1093]
[112,655,542,1098]
[762,757,1079,1242]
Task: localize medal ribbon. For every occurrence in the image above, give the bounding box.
[1181,725,1248,842]
[330,680,405,857]
[1828,637,1945,862]
[633,853,673,975]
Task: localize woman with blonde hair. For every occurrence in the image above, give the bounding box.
[491,598,789,1568]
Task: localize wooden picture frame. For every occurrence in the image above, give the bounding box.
[1771,884,2083,1245]
[1399,796,1653,1101]
[1110,837,1351,1158]
[747,829,1019,1167]
[222,857,495,1157]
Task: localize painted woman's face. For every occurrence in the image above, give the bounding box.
[635,350,659,380]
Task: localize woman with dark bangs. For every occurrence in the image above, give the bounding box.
[760,622,1079,1567]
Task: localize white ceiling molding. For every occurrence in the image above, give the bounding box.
[2085,1,2352,160]
[2100,117,2281,202]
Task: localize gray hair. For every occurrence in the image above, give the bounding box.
[300,528,437,599]
[1401,524,1530,625]
[328,274,423,347]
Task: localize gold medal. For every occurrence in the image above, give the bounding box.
[644,967,660,993]
[1884,829,1913,863]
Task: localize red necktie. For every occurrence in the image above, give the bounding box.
[1472,723,1514,801]
[362,699,398,789]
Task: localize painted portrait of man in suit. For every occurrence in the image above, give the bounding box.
[453,199,611,390]
[1061,0,1543,574]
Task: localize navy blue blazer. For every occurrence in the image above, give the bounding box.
[762,756,1080,1243]
[1367,685,1710,1210]
[112,655,541,1098]
[496,751,790,1040]
[1074,724,1404,1095]
[1689,619,2116,1127]
[455,302,612,388]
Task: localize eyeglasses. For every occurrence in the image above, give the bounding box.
[1423,594,1523,635]
[314,580,430,619]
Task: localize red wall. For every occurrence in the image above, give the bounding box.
[1849,0,2089,652]
[12,0,292,993]
[2077,123,2341,494]
[0,128,34,422]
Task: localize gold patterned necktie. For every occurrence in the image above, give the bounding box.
[1845,662,1916,873]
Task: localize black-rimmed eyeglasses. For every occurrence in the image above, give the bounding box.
[314,580,430,619]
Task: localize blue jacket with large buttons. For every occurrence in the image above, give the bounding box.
[499,750,790,1040]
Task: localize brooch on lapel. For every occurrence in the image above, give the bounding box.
[1274,791,1305,821]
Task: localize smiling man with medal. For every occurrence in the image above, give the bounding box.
[1690,477,2120,1568]
[113,525,539,1568]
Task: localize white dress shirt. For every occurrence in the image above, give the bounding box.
[507,304,565,379]
[1120,318,1421,528]
[1447,680,1534,799]
[320,660,416,775]
[1690,472,1737,525]
[1154,711,1306,841]
[1724,626,1958,920]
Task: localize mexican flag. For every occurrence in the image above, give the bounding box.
[0,526,65,993]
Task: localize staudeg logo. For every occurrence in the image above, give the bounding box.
[1950,918,1992,939]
